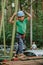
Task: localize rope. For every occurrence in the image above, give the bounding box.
[1,0,6,56]
[10,0,18,60]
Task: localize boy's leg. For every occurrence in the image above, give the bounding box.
[18,38,24,54]
[18,37,26,59]
[16,33,23,55]
[16,33,26,58]
[15,43,18,55]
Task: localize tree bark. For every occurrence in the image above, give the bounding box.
[42,0,43,11]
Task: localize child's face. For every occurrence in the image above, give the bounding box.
[18,16,24,21]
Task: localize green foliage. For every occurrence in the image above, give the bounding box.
[31,0,43,47]
[0,0,43,48]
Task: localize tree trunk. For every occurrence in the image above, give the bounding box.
[0,11,2,24]
[42,0,43,11]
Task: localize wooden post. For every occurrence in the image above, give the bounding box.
[30,0,33,48]
[10,0,18,59]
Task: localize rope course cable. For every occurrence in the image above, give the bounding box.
[10,0,18,60]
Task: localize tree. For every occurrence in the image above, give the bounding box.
[42,0,43,11]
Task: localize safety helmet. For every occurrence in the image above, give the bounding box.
[17,11,25,17]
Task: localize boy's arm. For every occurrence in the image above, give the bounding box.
[24,11,32,20]
[9,12,16,23]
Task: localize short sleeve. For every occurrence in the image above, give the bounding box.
[16,20,19,25]
[24,18,28,23]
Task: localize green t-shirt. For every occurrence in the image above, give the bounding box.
[16,18,28,34]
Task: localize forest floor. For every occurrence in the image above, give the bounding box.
[1,57,43,65]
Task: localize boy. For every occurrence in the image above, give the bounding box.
[31,42,37,50]
[9,10,32,58]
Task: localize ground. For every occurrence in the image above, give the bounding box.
[2,59,43,65]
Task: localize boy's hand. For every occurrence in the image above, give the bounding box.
[24,11,32,20]
[9,21,14,24]
[9,12,16,23]
[25,11,32,17]
[13,12,16,16]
